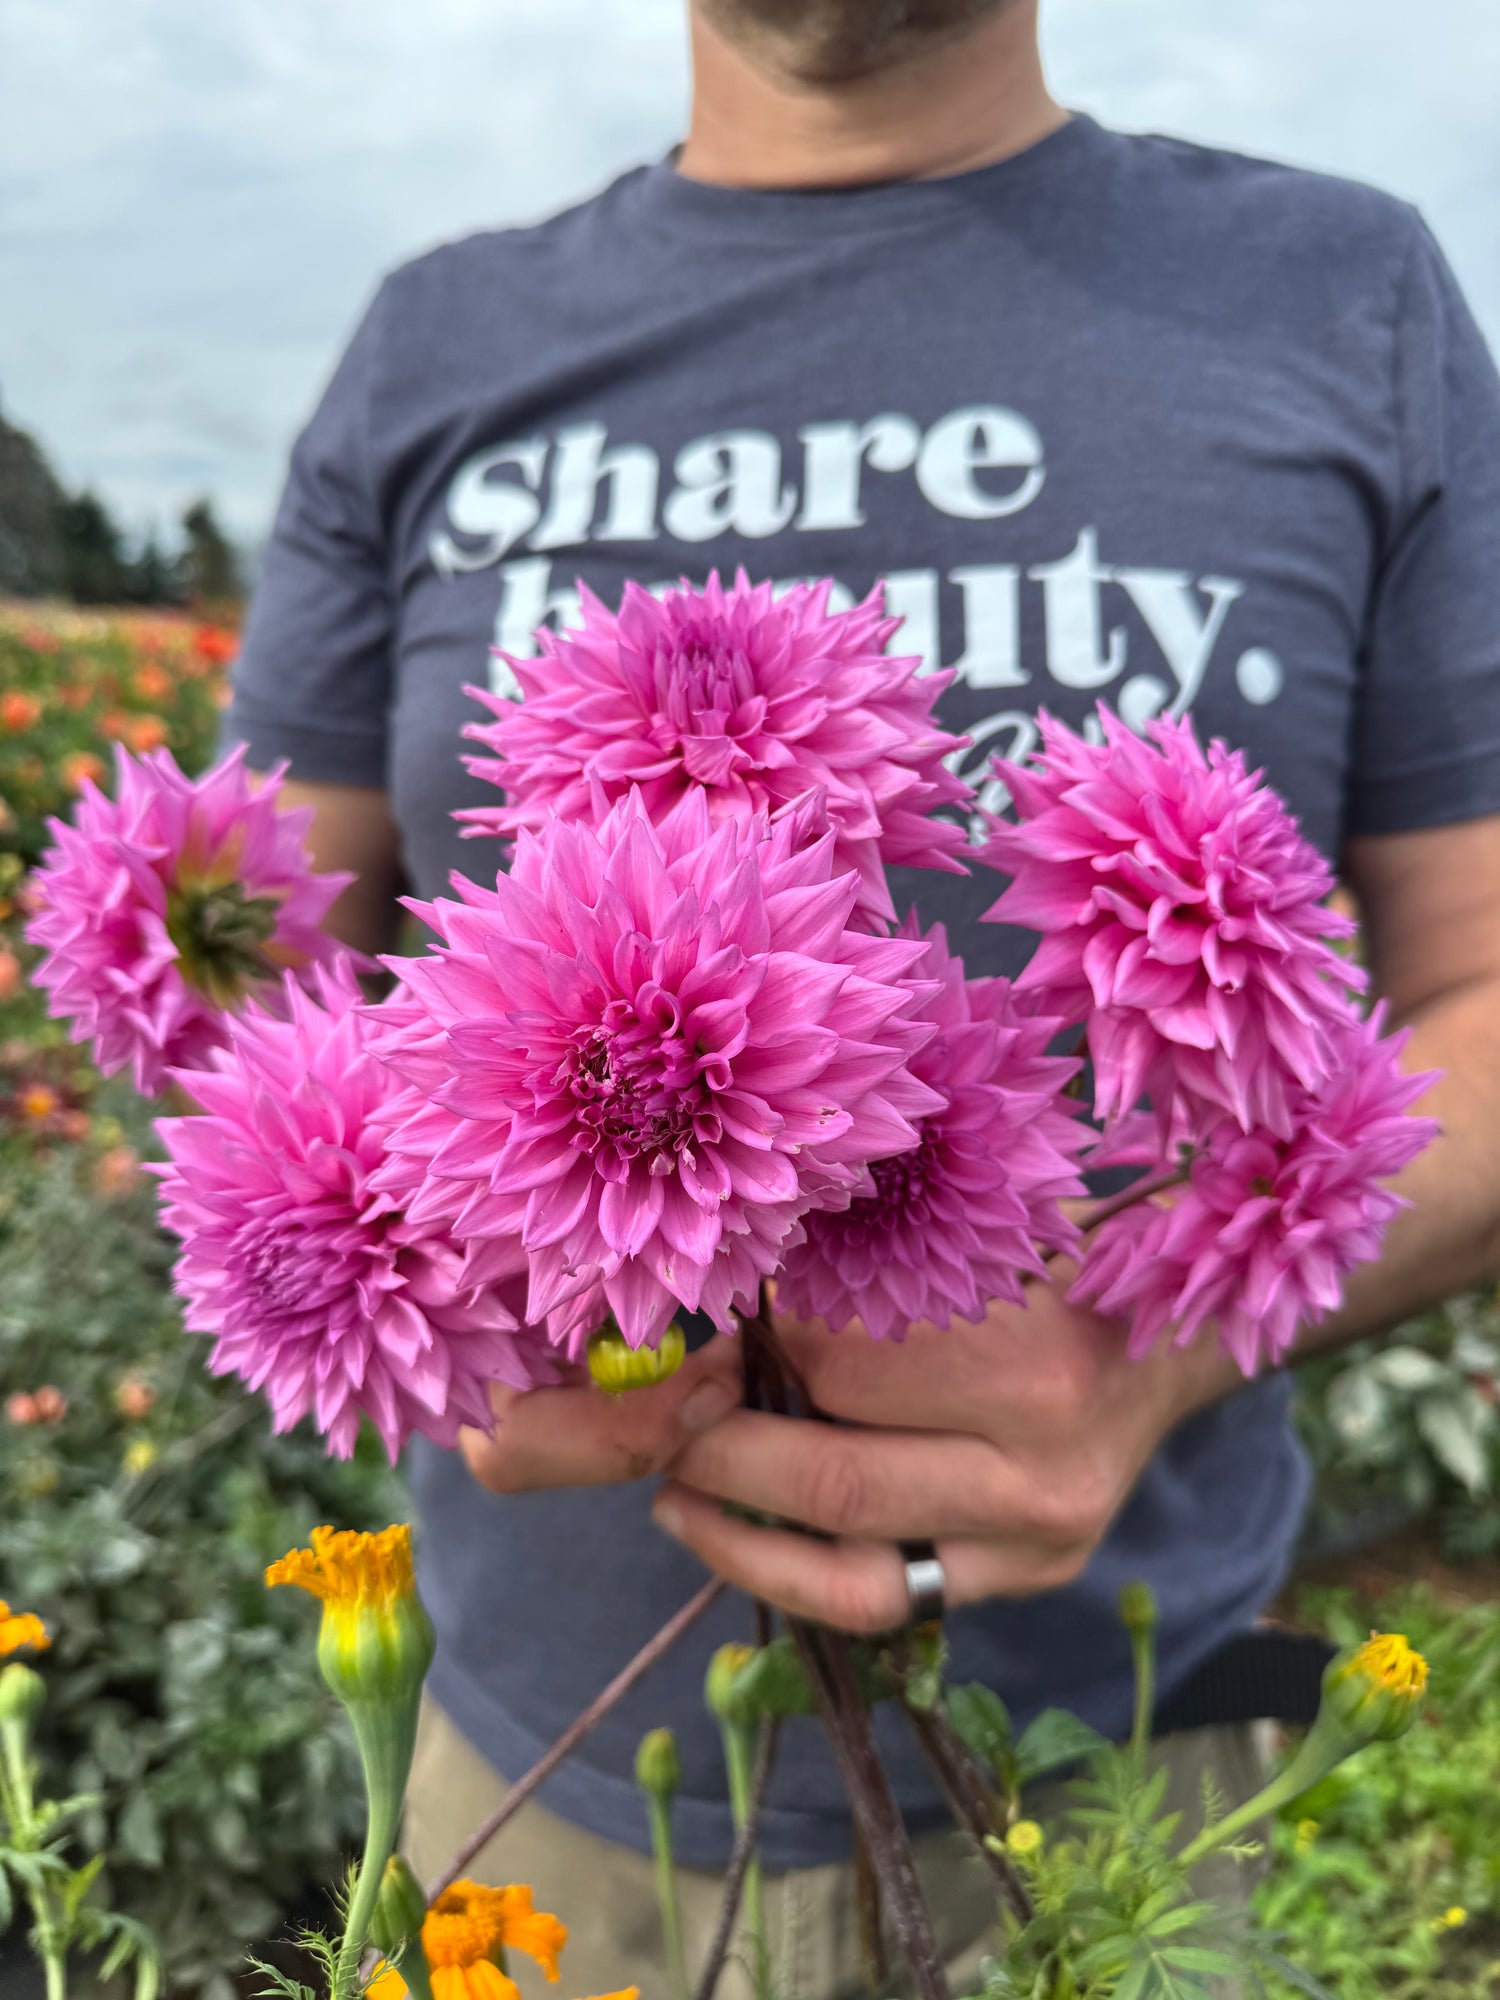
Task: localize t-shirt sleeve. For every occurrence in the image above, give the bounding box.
[226,283,393,787]
[1345,216,1500,838]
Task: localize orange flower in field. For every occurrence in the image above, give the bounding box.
[0,1601,49,1656]
[61,751,106,791]
[5,1393,40,1426]
[120,714,168,754]
[0,949,20,1002]
[115,1375,155,1419]
[31,1386,67,1424]
[194,625,238,667]
[133,662,173,704]
[18,1082,58,1124]
[100,710,128,740]
[369,1881,572,2000]
[0,691,42,733]
[94,1144,144,1201]
[57,683,93,713]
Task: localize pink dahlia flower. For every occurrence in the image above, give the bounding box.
[778,921,1088,1340]
[458,571,974,928]
[372,787,945,1354]
[26,745,351,1096]
[982,710,1363,1140]
[155,966,553,1461]
[1071,1006,1439,1375]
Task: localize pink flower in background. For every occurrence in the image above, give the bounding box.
[27,746,351,1096]
[373,788,944,1354]
[458,571,974,928]
[779,921,1088,1340]
[155,967,554,1461]
[982,710,1363,1139]
[1072,1006,1439,1374]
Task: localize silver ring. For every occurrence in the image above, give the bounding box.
[899,1539,946,1624]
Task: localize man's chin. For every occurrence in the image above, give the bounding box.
[697,0,1017,87]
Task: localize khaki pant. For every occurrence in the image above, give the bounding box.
[405,1699,1269,1999]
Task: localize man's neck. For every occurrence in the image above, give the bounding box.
[678,3,1065,190]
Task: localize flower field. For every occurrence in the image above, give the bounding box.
[0,596,1497,1997]
[0,602,234,870]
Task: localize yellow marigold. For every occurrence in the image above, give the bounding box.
[1322,1631,1428,1745]
[266,1525,434,1711]
[368,1880,572,2000]
[0,1601,49,1657]
[266,1523,417,1608]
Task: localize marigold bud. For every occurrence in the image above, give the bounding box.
[705,1642,757,1727]
[370,1854,428,1953]
[0,1662,46,1729]
[267,1525,435,1713]
[1321,1632,1427,1746]
[635,1726,681,1802]
[1004,1819,1044,1860]
[587,1320,686,1394]
[1118,1581,1158,1636]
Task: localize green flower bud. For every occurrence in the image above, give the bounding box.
[635,1727,681,1803]
[1118,1581,1158,1636]
[369,1855,429,1954]
[705,1642,758,1727]
[587,1320,686,1394]
[1321,1632,1427,1747]
[0,1662,46,1730]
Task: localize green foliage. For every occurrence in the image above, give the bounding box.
[1254,1586,1500,1999]
[0,1079,404,1996]
[1296,1292,1500,1557]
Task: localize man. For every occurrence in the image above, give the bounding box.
[229,1,1500,1990]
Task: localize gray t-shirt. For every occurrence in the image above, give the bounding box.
[230,114,1500,1868]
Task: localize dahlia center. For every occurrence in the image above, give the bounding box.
[657,642,755,744]
[232,1214,356,1317]
[165,876,281,1006]
[839,1132,938,1239]
[564,1007,714,1175]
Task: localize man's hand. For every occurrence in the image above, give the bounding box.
[651,1279,1235,1633]
[459,1336,743,1493]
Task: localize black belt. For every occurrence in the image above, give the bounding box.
[1154,1627,1334,1735]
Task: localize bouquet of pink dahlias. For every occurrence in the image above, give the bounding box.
[26,744,351,1095]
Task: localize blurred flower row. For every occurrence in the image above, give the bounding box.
[0,602,236,866]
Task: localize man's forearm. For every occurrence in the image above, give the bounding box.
[1311,974,1500,1350]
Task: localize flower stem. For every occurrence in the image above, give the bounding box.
[1076,1166,1190,1236]
[1,1720,68,2000]
[394,1946,436,2000]
[647,1792,692,2000]
[1128,1625,1155,1774]
[721,1719,769,1998]
[693,1722,779,2000]
[335,1788,402,1999]
[1177,1716,1344,1869]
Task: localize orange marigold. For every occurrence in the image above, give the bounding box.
[0,1601,50,1656]
[369,1880,578,2000]
[0,691,42,733]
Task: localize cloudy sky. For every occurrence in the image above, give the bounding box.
[1,0,1496,546]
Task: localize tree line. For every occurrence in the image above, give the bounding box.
[0,400,241,607]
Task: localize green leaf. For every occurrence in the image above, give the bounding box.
[1015,1708,1108,1783]
[1254,1951,1339,2000]
[947,1684,1013,1771]
[1416,1395,1492,1494]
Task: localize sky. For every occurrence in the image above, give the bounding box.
[1,0,1496,547]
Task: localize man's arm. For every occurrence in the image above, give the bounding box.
[651,814,1500,1631]
[260,776,407,959]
